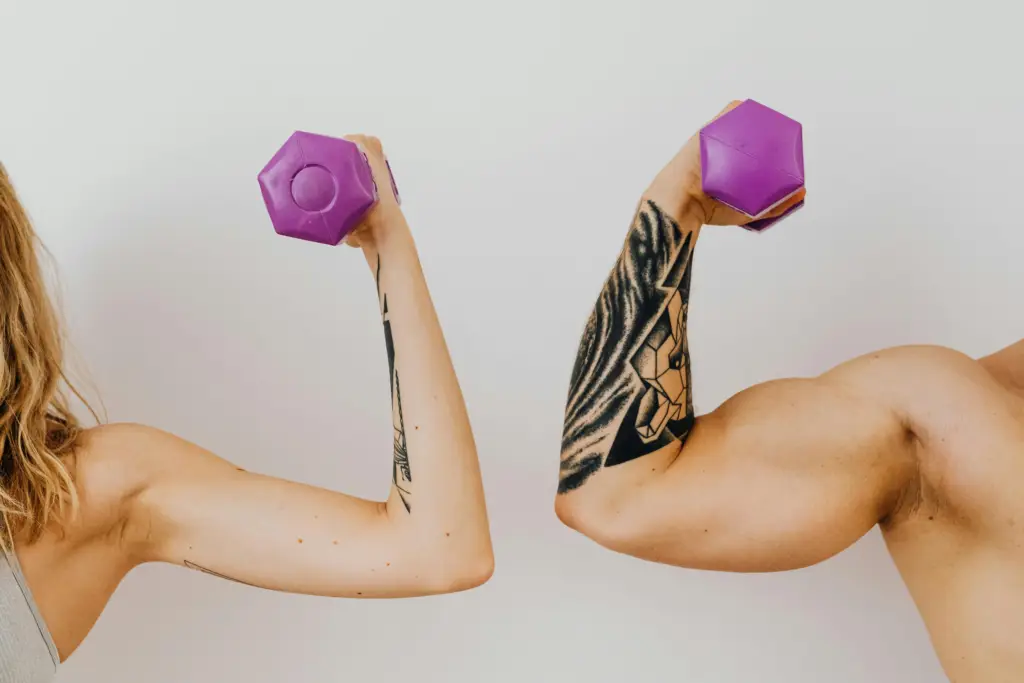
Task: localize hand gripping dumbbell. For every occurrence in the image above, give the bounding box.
[258,131,400,245]
[699,100,805,232]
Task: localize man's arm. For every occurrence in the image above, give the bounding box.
[555,109,915,572]
[114,136,492,597]
[560,199,699,493]
[979,338,1024,394]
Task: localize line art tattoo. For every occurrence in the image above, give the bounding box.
[184,560,259,587]
[560,200,696,493]
[377,257,412,512]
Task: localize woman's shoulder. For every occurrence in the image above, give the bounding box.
[69,423,176,533]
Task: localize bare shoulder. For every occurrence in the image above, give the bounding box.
[69,423,226,560]
[71,424,198,526]
[77,422,179,480]
[830,343,1022,478]
[824,344,998,417]
[827,344,980,383]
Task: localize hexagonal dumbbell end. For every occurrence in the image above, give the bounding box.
[258,132,396,246]
[699,100,805,232]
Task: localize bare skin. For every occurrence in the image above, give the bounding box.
[11,136,493,662]
[556,102,1024,682]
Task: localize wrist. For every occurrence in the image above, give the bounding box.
[643,139,711,227]
[359,214,415,265]
[643,178,707,228]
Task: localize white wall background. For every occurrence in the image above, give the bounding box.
[2,0,1021,681]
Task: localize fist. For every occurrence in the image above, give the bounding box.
[342,135,401,247]
[647,101,807,227]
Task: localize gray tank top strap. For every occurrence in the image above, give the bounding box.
[1,539,59,682]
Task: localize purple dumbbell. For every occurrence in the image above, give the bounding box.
[699,100,805,232]
[258,131,400,245]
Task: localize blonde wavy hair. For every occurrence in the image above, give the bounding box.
[1,163,93,549]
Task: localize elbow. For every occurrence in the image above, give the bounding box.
[555,492,635,553]
[405,519,494,594]
[452,550,496,591]
[422,548,495,595]
[555,494,587,533]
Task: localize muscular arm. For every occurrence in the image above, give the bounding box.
[980,338,1024,394]
[112,141,492,597]
[556,192,916,572]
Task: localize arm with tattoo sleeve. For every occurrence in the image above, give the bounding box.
[554,105,917,572]
[560,199,698,492]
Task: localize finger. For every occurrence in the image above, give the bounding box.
[765,188,806,217]
[345,134,383,155]
[705,100,745,126]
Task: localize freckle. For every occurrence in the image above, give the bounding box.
[333,540,338,545]
[298,538,304,543]
[703,529,708,533]
[386,562,391,567]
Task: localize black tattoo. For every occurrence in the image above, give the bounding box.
[377,257,412,512]
[560,200,696,493]
[184,560,258,587]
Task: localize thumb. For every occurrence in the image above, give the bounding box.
[763,188,807,218]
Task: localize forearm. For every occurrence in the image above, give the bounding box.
[559,197,703,495]
[360,217,491,562]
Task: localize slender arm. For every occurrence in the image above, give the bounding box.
[117,138,492,597]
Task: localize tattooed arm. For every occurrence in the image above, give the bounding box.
[99,136,492,598]
[555,103,918,572]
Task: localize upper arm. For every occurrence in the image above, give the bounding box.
[97,424,488,597]
[559,365,918,572]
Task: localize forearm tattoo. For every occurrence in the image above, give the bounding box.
[377,257,412,512]
[559,200,696,493]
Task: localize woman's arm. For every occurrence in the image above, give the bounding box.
[113,136,492,598]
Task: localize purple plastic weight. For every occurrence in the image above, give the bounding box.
[699,100,805,232]
[258,131,399,245]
